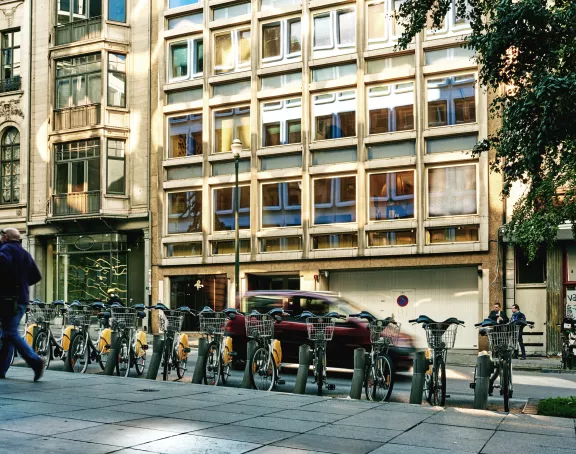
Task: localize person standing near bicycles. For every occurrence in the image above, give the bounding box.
[489,303,509,324]
[0,228,44,381]
[511,304,527,360]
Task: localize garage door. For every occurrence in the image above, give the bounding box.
[330,266,481,350]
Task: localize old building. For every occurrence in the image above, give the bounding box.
[150,0,508,349]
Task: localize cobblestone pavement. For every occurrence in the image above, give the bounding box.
[0,368,574,454]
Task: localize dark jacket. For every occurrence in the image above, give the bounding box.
[510,311,526,323]
[489,310,509,324]
[0,240,42,305]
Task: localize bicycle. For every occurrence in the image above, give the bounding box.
[27,300,70,369]
[296,311,346,396]
[559,318,576,370]
[409,315,465,406]
[245,308,287,391]
[199,306,238,386]
[350,311,400,401]
[66,301,110,373]
[111,305,147,377]
[473,318,533,412]
[149,303,193,381]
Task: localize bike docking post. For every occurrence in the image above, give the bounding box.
[473,354,491,410]
[145,334,165,380]
[349,348,366,399]
[192,337,208,384]
[241,340,257,389]
[62,328,76,372]
[293,344,311,394]
[103,330,119,375]
[409,350,427,405]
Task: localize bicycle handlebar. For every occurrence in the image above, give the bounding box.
[409,315,465,326]
[295,311,346,320]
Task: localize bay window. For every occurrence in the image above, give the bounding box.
[368,82,414,134]
[313,176,356,224]
[427,73,476,127]
[168,190,202,234]
[313,91,356,140]
[108,0,126,22]
[57,0,101,25]
[214,186,250,230]
[262,18,301,63]
[169,37,203,82]
[261,98,302,147]
[55,54,101,109]
[428,165,477,217]
[214,106,250,153]
[369,171,414,221]
[261,181,301,228]
[214,28,250,75]
[168,114,203,157]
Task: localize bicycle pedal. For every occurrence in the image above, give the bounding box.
[277,379,285,385]
[327,384,336,391]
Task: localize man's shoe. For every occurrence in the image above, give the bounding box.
[33,360,45,382]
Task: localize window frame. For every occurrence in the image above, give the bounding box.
[106,138,125,194]
[260,180,302,229]
[0,29,20,86]
[312,175,357,226]
[213,105,251,154]
[426,163,479,218]
[367,80,415,135]
[312,90,357,141]
[425,72,477,128]
[167,112,203,159]
[312,8,356,53]
[0,127,19,204]
[166,189,203,235]
[260,97,302,148]
[107,52,126,108]
[261,18,302,65]
[213,27,251,75]
[213,184,251,231]
[57,0,102,24]
[168,36,203,83]
[108,0,127,22]
[54,139,101,195]
[368,170,416,222]
[55,53,102,110]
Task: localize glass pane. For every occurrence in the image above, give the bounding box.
[167,12,204,30]
[171,42,189,78]
[367,54,415,74]
[71,161,85,192]
[238,30,251,65]
[87,157,100,191]
[56,163,68,194]
[260,154,302,170]
[108,53,125,72]
[87,73,101,105]
[168,191,202,234]
[289,20,301,54]
[212,159,250,176]
[169,0,199,8]
[314,177,356,224]
[368,2,385,41]
[261,237,302,252]
[425,47,475,66]
[194,40,203,73]
[261,71,301,90]
[263,123,281,147]
[214,33,233,72]
[166,242,202,257]
[262,23,281,59]
[261,0,300,11]
[287,120,301,144]
[107,158,125,194]
[337,10,355,45]
[368,83,414,133]
[212,240,250,254]
[312,233,358,249]
[107,72,125,107]
[313,63,356,82]
[56,79,71,109]
[312,148,356,165]
[428,165,477,216]
[368,230,416,246]
[108,0,126,22]
[427,74,476,127]
[427,226,479,244]
[213,2,250,20]
[213,80,251,97]
[168,114,203,157]
[166,164,202,180]
[314,15,332,48]
[315,115,333,140]
[262,181,301,228]
[427,134,478,153]
[338,111,356,137]
[214,186,250,230]
[167,88,202,104]
[369,171,414,221]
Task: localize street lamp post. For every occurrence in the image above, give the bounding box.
[231,138,242,307]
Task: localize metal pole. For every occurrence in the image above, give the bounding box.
[349,348,366,399]
[473,354,491,410]
[409,351,427,405]
[293,344,311,394]
[234,154,240,308]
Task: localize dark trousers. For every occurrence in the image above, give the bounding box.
[518,331,526,358]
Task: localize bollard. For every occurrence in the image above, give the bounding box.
[241,340,257,389]
[62,329,77,372]
[103,331,119,375]
[473,354,491,410]
[146,335,165,380]
[409,351,427,405]
[293,344,311,394]
[349,348,366,399]
[192,337,208,384]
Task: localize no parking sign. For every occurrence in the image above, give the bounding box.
[397,294,409,307]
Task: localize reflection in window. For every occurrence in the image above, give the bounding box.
[169,38,203,81]
[108,53,126,107]
[57,0,101,25]
[261,71,301,90]
[167,13,204,30]
[168,190,202,234]
[166,242,202,257]
[214,107,250,153]
[313,9,356,54]
[108,0,126,22]
[214,186,250,230]
[313,91,356,140]
[428,165,477,217]
[262,181,301,228]
[312,233,358,249]
[55,54,101,109]
[261,237,302,252]
[368,82,414,134]
[168,114,203,157]
[262,19,301,63]
[214,28,250,75]
[427,74,476,127]
[313,63,356,82]
[314,176,356,224]
[212,239,250,254]
[369,171,414,221]
[426,226,479,244]
[368,230,416,246]
[213,2,250,20]
[261,98,302,147]
[106,139,125,194]
[1,30,20,87]
[366,54,414,74]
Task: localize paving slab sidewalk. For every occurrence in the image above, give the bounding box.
[0,368,574,454]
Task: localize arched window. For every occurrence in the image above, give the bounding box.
[1,127,19,204]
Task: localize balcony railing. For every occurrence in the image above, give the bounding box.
[54,16,102,46]
[0,76,21,93]
[52,191,101,216]
[53,104,100,130]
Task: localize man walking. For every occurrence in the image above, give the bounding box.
[511,304,527,360]
[0,228,44,380]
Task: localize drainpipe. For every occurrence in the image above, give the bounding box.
[501,158,508,315]
[26,0,34,294]
[146,0,152,306]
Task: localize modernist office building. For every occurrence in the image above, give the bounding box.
[150,0,513,349]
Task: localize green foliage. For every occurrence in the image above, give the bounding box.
[538,396,576,418]
[396,0,576,260]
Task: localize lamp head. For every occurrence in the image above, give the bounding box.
[231,138,242,158]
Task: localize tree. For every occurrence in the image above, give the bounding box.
[396,0,576,259]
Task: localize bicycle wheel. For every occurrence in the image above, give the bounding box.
[502,359,511,412]
[69,332,89,373]
[33,330,51,370]
[250,346,276,391]
[203,341,221,386]
[134,349,146,376]
[316,346,324,396]
[116,335,131,377]
[372,354,394,402]
[98,342,109,371]
[175,341,187,379]
[364,357,373,400]
[162,335,172,381]
[429,356,446,406]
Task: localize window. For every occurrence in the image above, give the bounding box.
[212,159,250,176]
[169,38,203,82]
[261,71,301,90]
[166,242,202,257]
[213,80,251,97]
[262,181,301,228]
[312,148,357,166]
[168,13,204,30]
[366,54,414,74]
[314,176,356,224]
[0,127,19,204]
[213,2,250,20]
[369,171,414,221]
[212,239,250,254]
[167,88,202,104]
[54,139,100,195]
[169,0,199,8]
[367,141,415,159]
[368,82,414,134]
[55,54,101,109]
[108,0,126,22]
[107,140,125,194]
[260,154,302,170]
[261,98,302,147]
[57,0,102,25]
[312,63,356,82]
[214,107,250,153]
[428,165,477,217]
[312,8,356,56]
[168,114,203,157]
[426,134,478,154]
[426,226,479,244]
[261,0,300,11]
[214,186,250,230]
[368,230,416,246]
[214,28,250,75]
[262,19,302,63]
[366,0,406,47]
[516,247,546,284]
[313,91,356,140]
[425,47,475,66]
[0,30,20,92]
[427,74,476,127]
[168,190,202,234]
[427,0,471,36]
[261,237,301,252]
[166,164,202,181]
[312,233,358,249]
[107,53,126,107]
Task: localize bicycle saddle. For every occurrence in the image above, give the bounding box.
[199,306,215,314]
[410,315,464,325]
[176,306,192,312]
[295,311,315,319]
[52,300,66,306]
[149,303,169,311]
[349,311,376,322]
[132,303,146,310]
[90,302,105,310]
[223,308,239,319]
[137,311,146,319]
